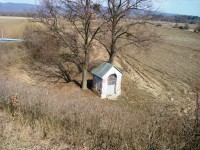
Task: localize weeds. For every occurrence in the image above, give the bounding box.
[0,76,199,149]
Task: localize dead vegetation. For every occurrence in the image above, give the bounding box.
[0,75,199,149]
[194,22,200,32]
[0,16,200,149]
[0,17,28,38]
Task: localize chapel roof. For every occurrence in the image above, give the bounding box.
[91,62,123,78]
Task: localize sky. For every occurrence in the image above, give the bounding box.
[153,0,200,16]
[0,0,200,16]
[0,0,37,4]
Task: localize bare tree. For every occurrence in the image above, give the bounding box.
[32,0,105,89]
[98,0,158,63]
[28,0,158,88]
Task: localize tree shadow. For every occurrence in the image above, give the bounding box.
[72,80,82,88]
[22,59,95,90]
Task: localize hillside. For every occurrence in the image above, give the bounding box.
[0,2,36,12]
[0,17,200,149]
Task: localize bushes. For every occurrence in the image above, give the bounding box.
[0,76,199,149]
[173,23,179,28]
[23,23,75,83]
[173,23,190,30]
[178,25,184,29]
[23,23,61,61]
[173,22,200,32]
[155,23,162,27]
[194,22,200,32]
[184,23,189,29]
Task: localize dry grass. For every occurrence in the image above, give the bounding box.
[120,22,200,102]
[0,43,26,66]
[0,75,199,149]
[0,18,200,149]
[0,17,28,38]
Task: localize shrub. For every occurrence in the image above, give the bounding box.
[155,23,162,27]
[0,76,199,149]
[173,23,178,28]
[194,22,200,32]
[184,23,189,30]
[178,26,184,29]
[23,23,74,83]
[23,23,61,61]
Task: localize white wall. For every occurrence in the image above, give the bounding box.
[102,67,122,99]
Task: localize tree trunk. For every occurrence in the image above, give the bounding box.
[82,0,90,90]
[109,52,115,64]
[109,34,116,64]
[109,8,117,64]
[82,66,88,89]
[82,47,89,90]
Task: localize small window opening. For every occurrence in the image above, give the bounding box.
[108,74,117,85]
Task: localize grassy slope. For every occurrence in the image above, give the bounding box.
[0,17,199,107]
[0,17,200,149]
[0,17,199,108]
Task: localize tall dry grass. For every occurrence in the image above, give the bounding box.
[0,43,27,68]
[0,75,199,149]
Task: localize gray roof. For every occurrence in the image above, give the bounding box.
[91,62,122,78]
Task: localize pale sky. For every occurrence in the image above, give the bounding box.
[153,0,200,16]
[1,0,200,16]
[0,0,37,4]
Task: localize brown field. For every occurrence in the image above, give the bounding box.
[123,24,200,100]
[0,17,200,149]
[0,17,28,38]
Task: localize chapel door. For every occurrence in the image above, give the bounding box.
[107,74,117,94]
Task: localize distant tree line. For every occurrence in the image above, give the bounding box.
[0,10,199,24]
[0,11,36,17]
[152,14,200,24]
